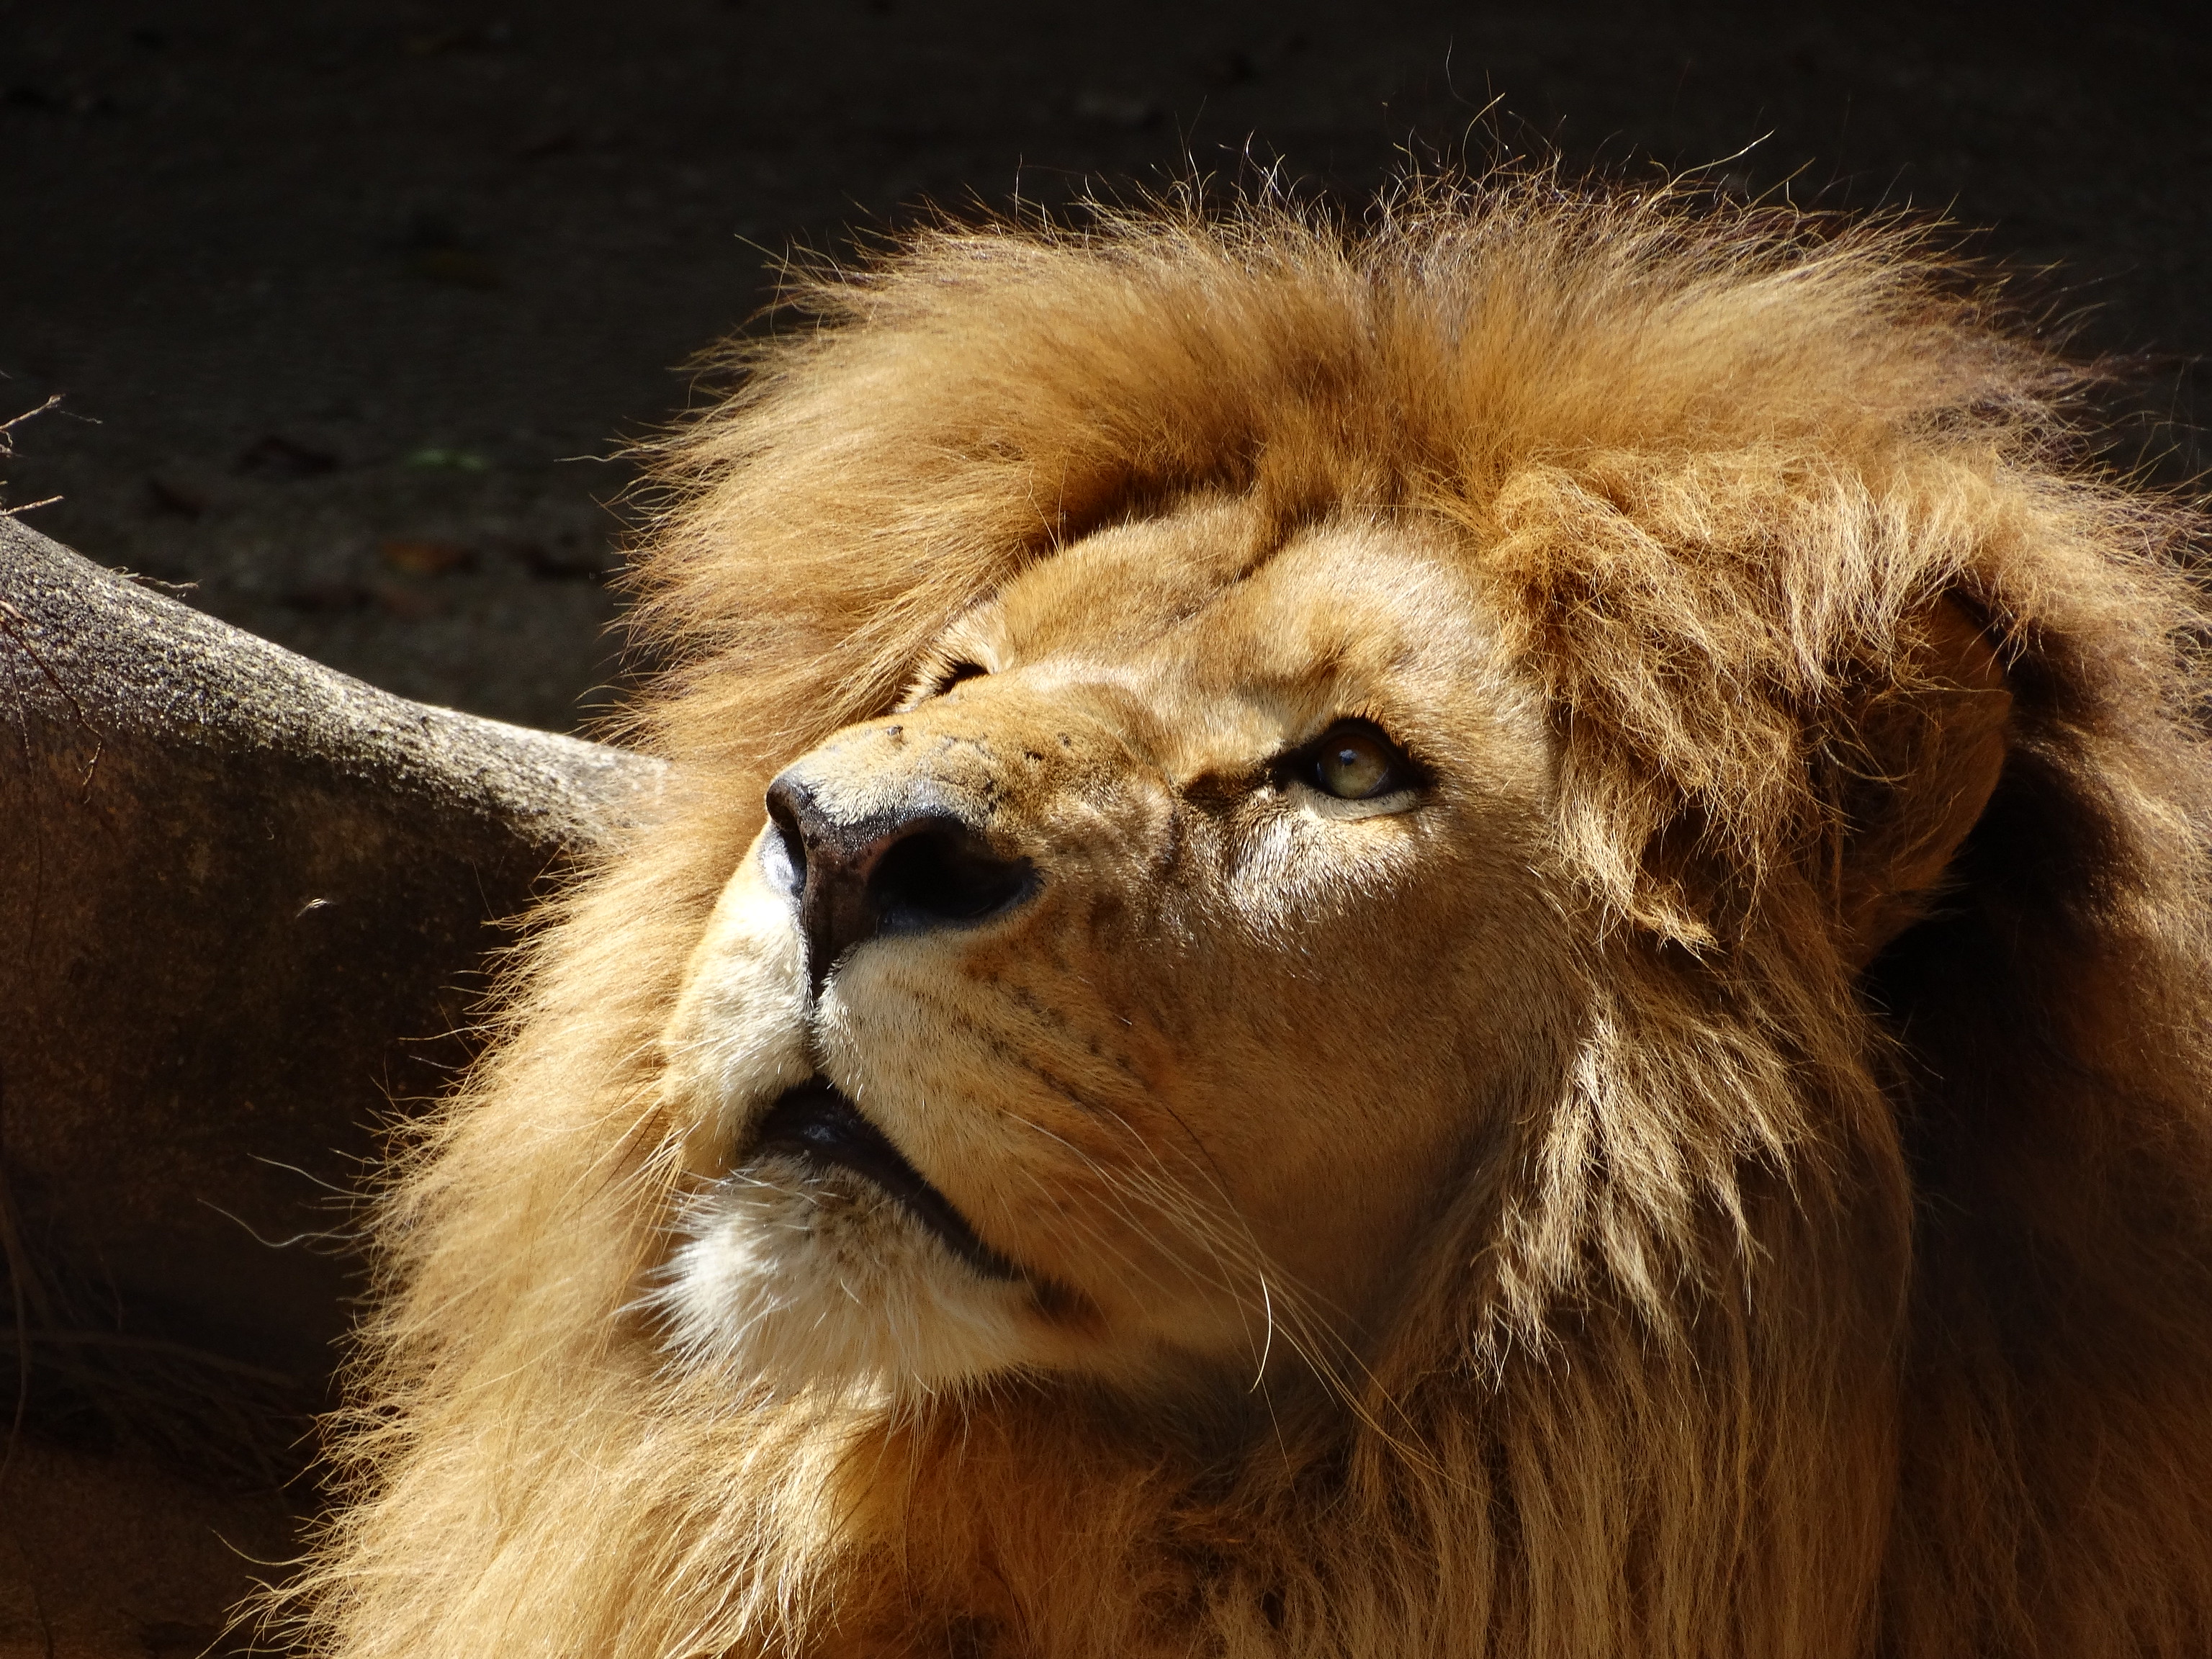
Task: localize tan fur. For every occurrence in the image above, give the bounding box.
[278,175,2212,1658]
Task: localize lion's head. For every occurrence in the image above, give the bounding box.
[289,179,2212,1659]
[653,508,1567,1400]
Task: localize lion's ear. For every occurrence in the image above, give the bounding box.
[1834,599,2013,969]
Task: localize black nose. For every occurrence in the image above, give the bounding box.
[763,772,1035,993]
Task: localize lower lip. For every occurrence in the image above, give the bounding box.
[750,1082,1020,1281]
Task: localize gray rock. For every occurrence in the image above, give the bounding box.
[0,514,662,1473]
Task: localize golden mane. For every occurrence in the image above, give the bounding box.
[283,175,2212,1657]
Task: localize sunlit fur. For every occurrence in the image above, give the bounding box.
[652,1158,1043,1394]
[279,174,2212,1658]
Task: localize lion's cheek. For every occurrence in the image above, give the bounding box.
[661,837,814,1176]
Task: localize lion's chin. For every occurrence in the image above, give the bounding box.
[651,1146,1042,1401]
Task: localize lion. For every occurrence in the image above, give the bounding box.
[282,176,2212,1658]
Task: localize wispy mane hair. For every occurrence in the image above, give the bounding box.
[279,173,2212,1658]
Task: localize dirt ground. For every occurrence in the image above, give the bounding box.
[1,1,2207,1651]
[3,0,2206,734]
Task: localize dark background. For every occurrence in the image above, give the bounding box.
[1,0,2205,734]
[0,6,2206,1647]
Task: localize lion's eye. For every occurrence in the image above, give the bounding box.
[1303,722,1414,801]
[937,661,987,695]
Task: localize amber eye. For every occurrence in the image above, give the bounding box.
[1303,722,1414,801]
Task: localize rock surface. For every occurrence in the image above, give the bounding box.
[0,515,663,1655]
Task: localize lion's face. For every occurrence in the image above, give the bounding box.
[653,500,1566,1399]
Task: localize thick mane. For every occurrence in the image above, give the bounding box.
[286,177,2212,1657]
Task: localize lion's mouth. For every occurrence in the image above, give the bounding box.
[750,1081,1020,1282]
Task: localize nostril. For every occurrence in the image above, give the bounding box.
[867,822,1033,933]
[762,781,811,902]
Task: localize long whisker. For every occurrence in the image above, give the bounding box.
[1017,1117,1367,1401]
[1012,1108,1442,1465]
[1252,1274,1274,1391]
[999,1158,1187,1305]
[1010,1119,1246,1300]
[1074,1095,1343,1393]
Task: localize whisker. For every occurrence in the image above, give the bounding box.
[1004,1106,1442,1465]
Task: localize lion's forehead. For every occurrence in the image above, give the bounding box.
[964,516,1521,753]
[992,515,1477,654]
